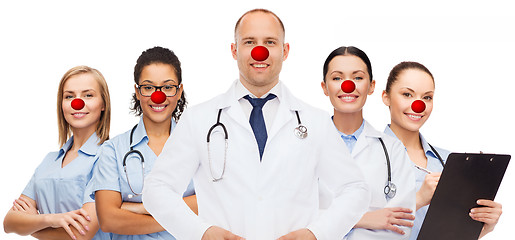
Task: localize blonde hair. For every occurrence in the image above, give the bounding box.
[57,66,111,147]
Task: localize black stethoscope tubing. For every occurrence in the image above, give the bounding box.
[123,124,145,198]
[207,109,305,182]
[379,137,445,199]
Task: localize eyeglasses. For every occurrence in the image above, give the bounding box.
[137,84,180,97]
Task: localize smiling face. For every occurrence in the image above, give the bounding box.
[135,63,182,125]
[62,73,105,133]
[382,68,435,132]
[322,55,375,114]
[231,11,289,96]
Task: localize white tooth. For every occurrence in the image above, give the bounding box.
[253,64,267,68]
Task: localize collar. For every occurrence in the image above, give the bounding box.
[57,132,100,160]
[218,79,301,111]
[235,78,282,101]
[383,124,438,158]
[130,117,177,148]
[334,118,366,140]
[419,133,439,159]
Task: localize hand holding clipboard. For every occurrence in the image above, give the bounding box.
[417,153,510,240]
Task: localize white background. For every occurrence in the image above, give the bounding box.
[1,1,513,239]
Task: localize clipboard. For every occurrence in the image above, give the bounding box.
[417,153,510,240]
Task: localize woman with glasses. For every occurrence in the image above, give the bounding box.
[3,65,111,240]
[91,46,196,240]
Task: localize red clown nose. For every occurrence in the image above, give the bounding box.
[251,46,269,61]
[411,100,426,113]
[71,98,85,110]
[341,80,356,93]
[150,91,166,104]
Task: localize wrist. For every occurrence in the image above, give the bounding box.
[416,192,429,210]
[353,213,368,229]
[41,214,51,227]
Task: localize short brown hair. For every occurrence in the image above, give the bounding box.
[57,66,111,147]
[234,8,285,42]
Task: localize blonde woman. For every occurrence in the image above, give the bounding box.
[3,66,111,240]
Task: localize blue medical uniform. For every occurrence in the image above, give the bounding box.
[22,133,111,240]
[91,117,195,240]
[384,125,450,240]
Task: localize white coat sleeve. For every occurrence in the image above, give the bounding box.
[307,116,371,240]
[142,109,212,239]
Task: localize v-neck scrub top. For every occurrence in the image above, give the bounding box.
[22,132,111,240]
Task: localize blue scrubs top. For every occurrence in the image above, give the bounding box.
[384,125,450,240]
[91,117,195,240]
[22,132,111,240]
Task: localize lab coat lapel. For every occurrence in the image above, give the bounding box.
[217,82,254,135]
[352,133,369,158]
[267,85,300,142]
[352,121,381,157]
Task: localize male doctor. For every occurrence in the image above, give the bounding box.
[143,9,370,240]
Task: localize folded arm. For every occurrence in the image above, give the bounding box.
[95,190,165,235]
[4,195,93,240]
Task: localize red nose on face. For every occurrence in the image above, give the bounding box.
[411,100,426,113]
[341,80,356,93]
[251,46,269,61]
[71,98,85,110]
[150,91,166,104]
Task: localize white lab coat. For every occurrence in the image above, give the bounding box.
[142,80,370,240]
[321,121,416,240]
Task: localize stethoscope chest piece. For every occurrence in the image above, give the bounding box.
[294,125,308,139]
[293,111,307,139]
[384,181,397,199]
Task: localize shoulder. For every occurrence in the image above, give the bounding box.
[105,129,132,146]
[181,94,225,117]
[97,129,133,157]
[36,150,60,168]
[429,144,451,163]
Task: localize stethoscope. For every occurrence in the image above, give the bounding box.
[379,138,444,199]
[207,108,307,182]
[123,125,145,199]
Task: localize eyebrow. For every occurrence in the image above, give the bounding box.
[402,87,434,95]
[141,79,177,84]
[64,89,96,93]
[330,70,366,75]
[240,36,280,42]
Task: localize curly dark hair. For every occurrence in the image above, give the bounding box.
[130,46,187,122]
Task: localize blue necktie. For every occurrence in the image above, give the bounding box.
[244,94,276,160]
